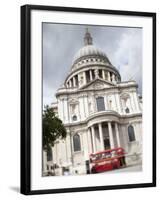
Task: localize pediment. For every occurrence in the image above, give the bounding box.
[79,78,115,91]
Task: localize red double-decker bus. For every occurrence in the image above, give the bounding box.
[89,147,126,173]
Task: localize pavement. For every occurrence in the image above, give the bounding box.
[101,164,142,174]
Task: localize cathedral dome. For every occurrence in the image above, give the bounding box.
[73,45,108,62]
[64,28,121,89]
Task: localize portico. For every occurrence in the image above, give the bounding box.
[88,121,121,153]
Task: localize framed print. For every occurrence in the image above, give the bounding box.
[20,4,156,195]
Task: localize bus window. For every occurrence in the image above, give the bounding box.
[96,154,101,161]
[102,153,106,159]
[105,152,111,158]
[111,150,117,157]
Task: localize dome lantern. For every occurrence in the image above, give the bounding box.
[72,28,110,65]
[84,28,93,46]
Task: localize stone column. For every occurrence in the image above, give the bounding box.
[108,71,111,82]
[65,135,71,165]
[65,138,68,163]
[130,92,136,113]
[63,97,68,123]
[84,95,89,117]
[91,126,96,153]
[129,97,133,113]
[115,123,121,147]
[87,128,92,155]
[98,123,104,151]
[83,71,87,85]
[69,80,72,88]
[94,69,99,78]
[108,122,114,149]
[112,74,116,83]
[133,92,140,112]
[42,150,47,175]
[73,76,76,87]
[102,70,105,80]
[89,70,93,81]
[78,74,81,87]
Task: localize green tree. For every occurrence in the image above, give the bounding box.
[43,105,67,151]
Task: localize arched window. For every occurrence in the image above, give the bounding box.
[72,115,77,121]
[73,134,81,152]
[128,125,136,142]
[96,96,105,111]
[47,147,53,161]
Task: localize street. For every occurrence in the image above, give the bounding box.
[101,164,142,174]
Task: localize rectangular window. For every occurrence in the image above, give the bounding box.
[96,97,105,111]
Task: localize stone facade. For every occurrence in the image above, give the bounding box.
[43,29,142,176]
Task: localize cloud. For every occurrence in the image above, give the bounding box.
[110,28,142,93]
[43,24,142,106]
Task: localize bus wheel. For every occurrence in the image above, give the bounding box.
[91,168,97,174]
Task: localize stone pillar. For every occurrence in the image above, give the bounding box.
[91,126,96,153]
[87,128,92,155]
[112,74,116,83]
[102,70,105,80]
[108,71,111,82]
[89,70,93,81]
[94,69,99,78]
[84,95,89,117]
[83,71,87,85]
[63,97,69,123]
[73,76,76,87]
[98,123,104,151]
[115,123,121,147]
[65,138,68,163]
[42,150,47,175]
[129,97,133,113]
[130,92,136,113]
[133,92,140,112]
[108,122,114,149]
[69,80,72,88]
[65,135,71,165]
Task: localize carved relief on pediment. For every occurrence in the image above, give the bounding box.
[93,82,104,89]
[82,81,104,90]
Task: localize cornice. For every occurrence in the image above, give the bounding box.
[56,81,138,97]
[64,111,142,128]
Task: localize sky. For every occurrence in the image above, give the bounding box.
[43,23,142,106]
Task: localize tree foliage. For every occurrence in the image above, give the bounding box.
[43,105,67,150]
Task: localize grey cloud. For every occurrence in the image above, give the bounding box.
[43,23,142,105]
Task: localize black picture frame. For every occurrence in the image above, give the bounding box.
[21,4,156,195]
